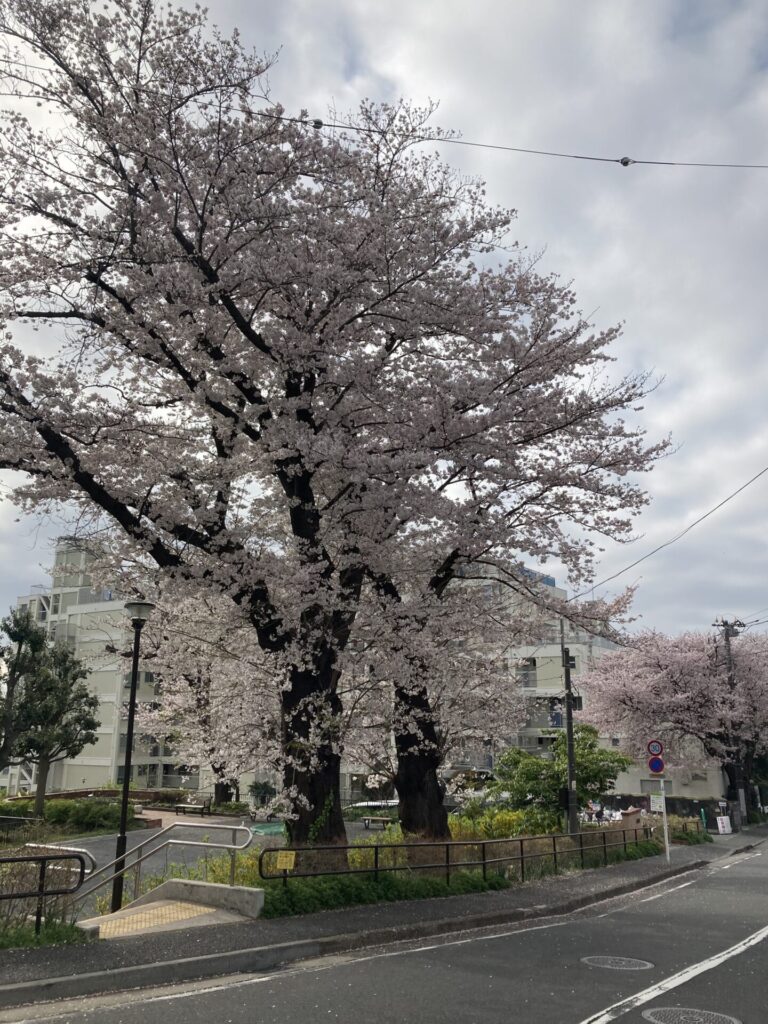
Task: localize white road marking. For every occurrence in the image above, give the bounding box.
[7,918,574,1022]
[639,880,694,903]
[577,921,768,1024]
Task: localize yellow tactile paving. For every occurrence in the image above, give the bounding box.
[99,900,213,938]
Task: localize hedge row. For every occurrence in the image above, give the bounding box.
[0,798,132,832]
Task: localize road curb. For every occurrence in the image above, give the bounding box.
[0,859,708,1010]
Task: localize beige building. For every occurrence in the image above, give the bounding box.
[3,538,197,796]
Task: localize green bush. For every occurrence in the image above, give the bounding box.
[0,921,89,950]
[213,801,250,815]
[449,806,560,841]
[0,800,35,818]
[671,830,713,845]
[261,870,510,918]
[5,798,131,833]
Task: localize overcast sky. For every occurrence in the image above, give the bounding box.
[2,0,768,636]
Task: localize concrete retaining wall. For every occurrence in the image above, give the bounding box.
[128,879,264,918]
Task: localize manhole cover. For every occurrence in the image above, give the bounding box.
[581,955,655,970]
[642,1010,742,1024]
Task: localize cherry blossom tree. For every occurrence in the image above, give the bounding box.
[136,591,282,808]
[0,0,666,842]
[581,630,768,809]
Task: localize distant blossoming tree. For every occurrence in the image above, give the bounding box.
[581,630,768,810]
[0,0,666,841]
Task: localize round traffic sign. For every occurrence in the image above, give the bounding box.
[647,755,665,774]
[647,739,664,756]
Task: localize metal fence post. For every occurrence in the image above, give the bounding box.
[623,828,628,853]
[519,838,525,882]
[481,841,487,881]
[35,859,47,935]
[445,842,450,885]
[229,827,237,886]
[552,835,558,874]
[579,830,585,869]
[602,831,608,866]
[374,844,379,883]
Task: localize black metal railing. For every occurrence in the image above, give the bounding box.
[672,820,703,834]
[259,825,656,886]
[0,852,87,934]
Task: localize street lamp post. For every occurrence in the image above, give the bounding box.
[560,619,579,835]
[111,600,155,913]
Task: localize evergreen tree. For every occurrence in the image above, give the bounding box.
[15,644,99,817]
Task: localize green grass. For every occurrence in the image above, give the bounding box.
[261,869,510,917]
[133,834,663,919]
[671,830,713,845]
[0,921,90,950]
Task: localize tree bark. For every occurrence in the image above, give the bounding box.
[393,682,450,839]
[33,756,51,818]
[213,780,233,806]
[282,659,347,848]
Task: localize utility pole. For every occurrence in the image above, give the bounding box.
[713,617,747,823]
[560,619,579,834]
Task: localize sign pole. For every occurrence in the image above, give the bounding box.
[647,741,670,864]
[660,776,670,864]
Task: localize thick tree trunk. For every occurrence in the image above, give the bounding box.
[213,780,233,806]
[282,659,347,848]
[393,682,450,839]
[34,757,51,818]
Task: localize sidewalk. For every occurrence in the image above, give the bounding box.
[1,826,765,1010]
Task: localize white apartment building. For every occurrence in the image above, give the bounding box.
[3,537,198,796]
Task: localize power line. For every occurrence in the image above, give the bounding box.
[256,111,768,171]
[2,54,766,171]
[573,461,768,599]
[315,118,768,172]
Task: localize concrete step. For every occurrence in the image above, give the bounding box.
[78,878,265,939]
[79,897,247,939]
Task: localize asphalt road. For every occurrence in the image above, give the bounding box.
[8,844,767,1024]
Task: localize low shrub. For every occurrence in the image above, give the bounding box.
[1,798,132,833]
[671,830,713,845]
[449,806,560,841]
[0,800,35,818]
[261,870,510,918]
[213,801,250,815]
[0,921,88,950]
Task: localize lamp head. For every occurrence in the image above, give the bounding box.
[124,599,156,625]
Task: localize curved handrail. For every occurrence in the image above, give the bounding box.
[22,842,97,874]
[74,821,253,904]
[0,852,87,899]
[0,851,87,934]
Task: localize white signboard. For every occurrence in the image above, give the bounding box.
[650,794,664,813]
[716,815,732,835]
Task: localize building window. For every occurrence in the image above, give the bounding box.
[640,779,673,794]
[548,699,563,728]
[515,658,537,688]
[51,593,60,615]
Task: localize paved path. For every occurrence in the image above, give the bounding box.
[6,830,767,1023]
[173,844,768,1024]
[2,827,764,1000]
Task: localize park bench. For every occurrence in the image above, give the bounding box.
[362,816,392,829]
[174,797,212,816]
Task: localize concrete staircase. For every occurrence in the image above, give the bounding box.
[78,879,265,939]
